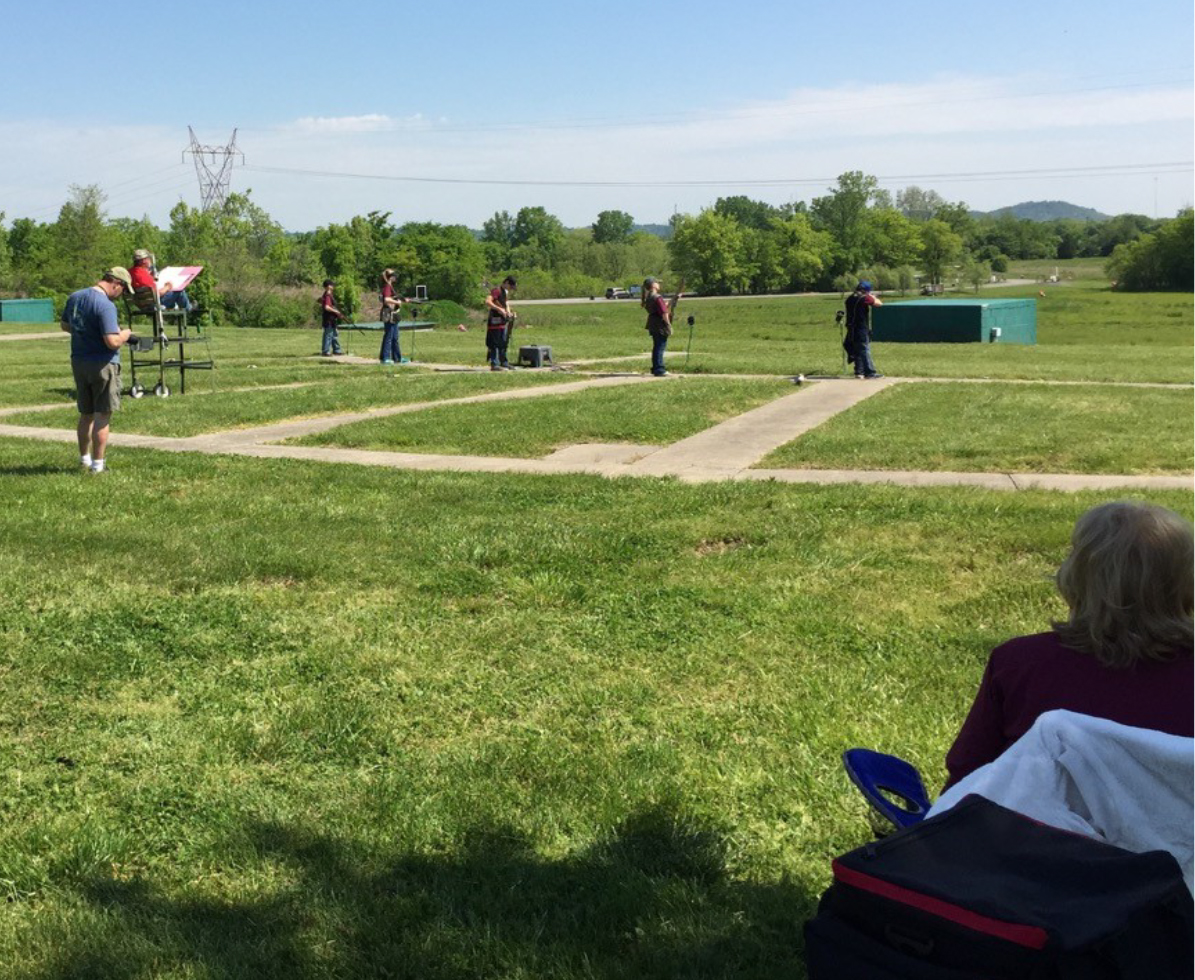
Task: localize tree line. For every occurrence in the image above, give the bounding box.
[0,173,1189,327]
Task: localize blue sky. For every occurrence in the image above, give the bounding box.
[4,0,1192,229]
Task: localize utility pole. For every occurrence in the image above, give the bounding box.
[183,127,244,211]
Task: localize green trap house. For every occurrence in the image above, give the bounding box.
[870,298,1036,345]
[0,298,55,323]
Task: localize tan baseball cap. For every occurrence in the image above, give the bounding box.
[103,267,135,292]
[133,248,152,261]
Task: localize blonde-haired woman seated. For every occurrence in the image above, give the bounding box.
[945,501,1193,789]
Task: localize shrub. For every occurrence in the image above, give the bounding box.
[221,284,321,329]
[1105,210,1193,291]
[411,299,470,325]
[856,266,900,291]
[489,269,607,301]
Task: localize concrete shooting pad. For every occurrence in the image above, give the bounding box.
[0,374,1187,492]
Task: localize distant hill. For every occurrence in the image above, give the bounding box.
[632,223,673,239]
[973,201,1112,223]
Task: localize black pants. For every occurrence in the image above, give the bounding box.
[486,329,509,366]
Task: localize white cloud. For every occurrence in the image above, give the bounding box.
[282,113,439,136]
[2,73,1190,228]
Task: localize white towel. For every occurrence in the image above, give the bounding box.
[929,709,1194,892]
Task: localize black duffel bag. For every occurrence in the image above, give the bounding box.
[804,795,1193,979]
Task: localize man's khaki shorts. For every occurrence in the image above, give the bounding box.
[72,360,121,415]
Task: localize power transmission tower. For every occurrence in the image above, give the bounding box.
[183,127,244,211]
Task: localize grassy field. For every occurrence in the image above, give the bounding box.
[530,281,1192,382]
[0,322,62,336]
[1,435,1190,978]
[2,280,1191,412]
[1004,255,1109,281]
[0,272,1191,978]
[758,382,1195,474]
[297,377,795,457]
[1,370,575,438]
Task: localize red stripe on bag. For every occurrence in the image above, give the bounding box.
[832,860,1050,950]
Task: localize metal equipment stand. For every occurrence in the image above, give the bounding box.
[124,290,214,397]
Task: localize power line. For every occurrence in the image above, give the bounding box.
[894,168,1193,186]
[240,160,1194,190]
[101,176,197,215]
[99,163,188,196]
[16,165,191,221]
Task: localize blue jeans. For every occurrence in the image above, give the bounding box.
[650,332,669,375]
[852,328,878,376]
[486,329,509,367]
[162,290,192,312]
[321,323,343,355]
[380,322,401,362]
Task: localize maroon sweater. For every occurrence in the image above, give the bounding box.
[944,631,1194,789]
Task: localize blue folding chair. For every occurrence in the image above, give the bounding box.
[842,748,933,830]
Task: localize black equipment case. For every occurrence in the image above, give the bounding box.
[517,344,553,368]
[804,795,1193,979]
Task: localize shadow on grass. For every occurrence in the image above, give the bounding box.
[44,807,813,979]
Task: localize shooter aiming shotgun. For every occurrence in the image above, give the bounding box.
[842,280,884,379]
[642,276,681,377]
[484,276,517,370]
[378,268,409,365]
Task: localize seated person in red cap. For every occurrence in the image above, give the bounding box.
[129,249,192,312]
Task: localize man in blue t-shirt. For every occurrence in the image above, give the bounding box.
[59,268,135,473]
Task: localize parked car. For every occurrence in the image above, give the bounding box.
[628,284,642,299]
[605,286,632,300]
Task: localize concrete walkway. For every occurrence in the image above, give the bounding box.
[0,374,1189,492]
[624,378,895,478]
[900,377,1192,391]
[0,331,66,342]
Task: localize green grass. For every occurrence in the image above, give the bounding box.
[758,382,1195,474]
[1004,256,1109,281]
[1,435,1190,978]
[0,322,62,335]
[1,370,574,438]
[1,282,1190,415]
[528,282,1192,383]
[298,377,795,457]
[0,273,1191,977]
